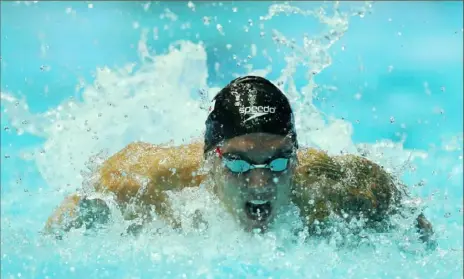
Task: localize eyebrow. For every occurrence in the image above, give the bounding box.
[222,148,294,164]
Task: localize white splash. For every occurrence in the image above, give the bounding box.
[1,2,461,279]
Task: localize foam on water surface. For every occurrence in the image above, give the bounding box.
[1,2,462,278]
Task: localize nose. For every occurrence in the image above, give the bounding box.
[246,169,273,189]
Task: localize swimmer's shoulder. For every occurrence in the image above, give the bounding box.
[295,147,344,182]
[97,140,206,194]
[295,147,392,181]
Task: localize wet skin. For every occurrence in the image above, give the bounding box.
[209,133,296,232]
[44,134,436,248]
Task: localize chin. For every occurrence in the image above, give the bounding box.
[242,218,275,233]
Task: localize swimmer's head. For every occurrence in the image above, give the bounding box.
[204,76,298,232]
[204,75,298,154]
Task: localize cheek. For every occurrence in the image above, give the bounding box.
[272,173,293,197]
[214,171,242,198]
[272,171,293,185]
[222,176,243,196]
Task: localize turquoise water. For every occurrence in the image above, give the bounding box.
[1,1,462,278]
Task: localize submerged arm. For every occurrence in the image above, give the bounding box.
[44,141,206,235]
[292,148,435,246]
[43,194,110,238]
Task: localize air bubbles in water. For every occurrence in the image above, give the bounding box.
[187,1,195,11]
[216,24,224,35]
[143,2,151,11]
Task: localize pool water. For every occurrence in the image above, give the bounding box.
[1,2,462,279]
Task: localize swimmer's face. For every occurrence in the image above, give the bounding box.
[210,133,296,232]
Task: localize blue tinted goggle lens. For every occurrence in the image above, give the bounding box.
[223,158,289,173]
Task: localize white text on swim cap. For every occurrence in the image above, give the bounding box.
[239,106,276,123]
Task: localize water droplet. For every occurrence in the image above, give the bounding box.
[216,24,223,34]
[87,3,93,9]
[187,1,195,11]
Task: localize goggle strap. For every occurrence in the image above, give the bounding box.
[215,147,223,159]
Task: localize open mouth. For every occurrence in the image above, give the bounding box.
[244,200,272,221]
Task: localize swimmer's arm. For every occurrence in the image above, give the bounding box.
[293,149,435,246]
[337,154,436,247]
[44,194,82,235]
[43,194,110,237]
[95,141,206,226]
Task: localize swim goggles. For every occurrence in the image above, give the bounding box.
[215,147,291,173]
[222,157,290,173]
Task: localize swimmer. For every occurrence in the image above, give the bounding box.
[44,76,435,247]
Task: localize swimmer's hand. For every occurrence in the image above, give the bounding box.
[44,195,110,239]
[416,213,437,250]
[74,198,111,230]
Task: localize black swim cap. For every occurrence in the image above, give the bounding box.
[204,76,298,154]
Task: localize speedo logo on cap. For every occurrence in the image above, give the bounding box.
[239,106,276,123]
